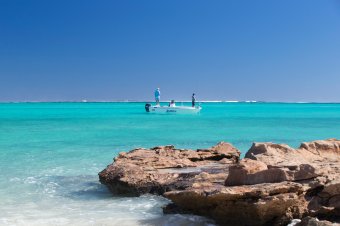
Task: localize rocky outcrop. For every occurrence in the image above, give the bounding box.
[308,178,340,219]
[165,181,307,226]
[225,139,340,186]
[224,158,310,186]
[99,142,240,196]
[99,139,340,225]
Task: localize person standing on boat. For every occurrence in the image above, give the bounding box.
[169,100,176,107]
[154,88,161,106]
[192,93,196,107]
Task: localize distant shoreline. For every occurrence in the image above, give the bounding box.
[1,101,340,104]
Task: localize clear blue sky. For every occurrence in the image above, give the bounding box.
[1,0,340,102]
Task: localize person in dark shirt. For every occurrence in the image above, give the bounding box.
[192,93,196,107]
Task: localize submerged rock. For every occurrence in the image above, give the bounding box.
[99,139,340,225]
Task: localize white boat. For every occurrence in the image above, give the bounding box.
[145,104,201,114]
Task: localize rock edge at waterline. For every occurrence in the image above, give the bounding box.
[99,139,340,226]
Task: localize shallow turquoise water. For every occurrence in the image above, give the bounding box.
[0,102,339,225]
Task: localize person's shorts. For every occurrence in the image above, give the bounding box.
[155,97,160,102]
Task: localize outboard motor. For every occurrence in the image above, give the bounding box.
[145,103,151,112]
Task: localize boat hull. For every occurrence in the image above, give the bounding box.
[146,105,201,114]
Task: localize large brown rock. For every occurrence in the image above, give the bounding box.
[234,139,340,186]
[299,139,340,158]
[244,143,319,182]
[99,142,240,196]
[196,141,241,162]
[165,181,307,226]
[225,158,291,186]
[99,139,340,225]
[164,139,340,225]
[308,178,340,218]
[226,155,319,186]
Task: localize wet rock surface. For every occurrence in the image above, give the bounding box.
[99,139,340,225]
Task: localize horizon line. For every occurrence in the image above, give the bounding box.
[1,100,340,104]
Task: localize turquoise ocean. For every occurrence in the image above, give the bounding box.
[1,102,340,225]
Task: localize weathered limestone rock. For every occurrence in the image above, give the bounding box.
[225,158,290,186]
[299,139,340,158]
[226,155,319,186]
[244,143,319,182]
[99,142,240,196]
[196,141,241,162]
[165,139,340,225]
[308,178,340,218]
[99,139,340,225]
[164,181,307,226]
[236,139,340,186]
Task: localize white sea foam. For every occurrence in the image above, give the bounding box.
[0,198,215,226]
[1,175,216,226]
[199,100,223,103]
[224,100,239,103]
[287,219,302,226]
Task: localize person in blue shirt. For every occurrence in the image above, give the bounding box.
[154,88,160,106]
